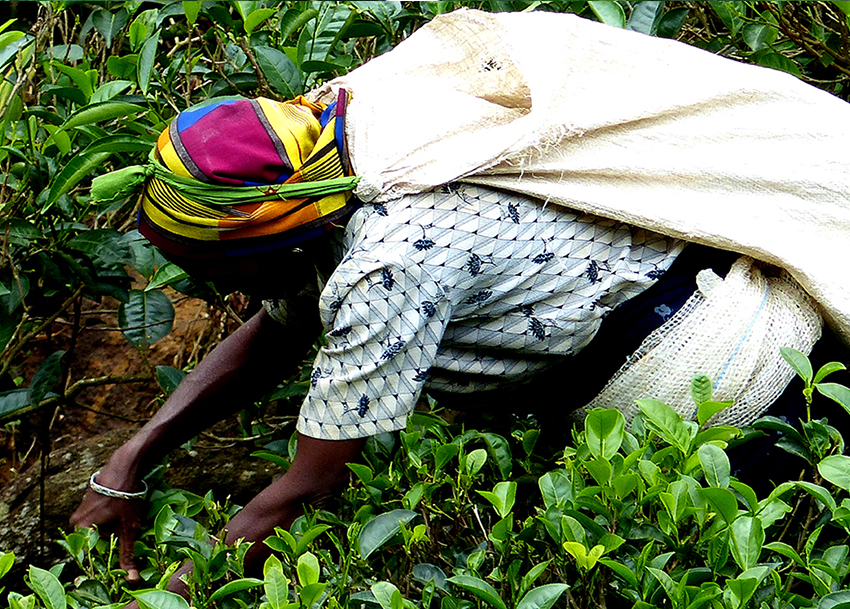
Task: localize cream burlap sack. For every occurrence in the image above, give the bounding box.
[577,257,822,425]
[311,8,850,345]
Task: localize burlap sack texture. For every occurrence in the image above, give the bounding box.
[310,8,850,346]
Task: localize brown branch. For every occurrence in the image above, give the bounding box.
[0,373,153,425]
[0,285,85,380]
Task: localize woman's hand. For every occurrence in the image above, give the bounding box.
[70,466,145,582]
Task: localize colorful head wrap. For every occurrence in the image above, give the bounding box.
[93,90,358,259]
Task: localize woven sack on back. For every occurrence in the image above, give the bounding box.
[579,256,822,426]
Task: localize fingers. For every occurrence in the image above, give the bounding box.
[70,491,117,531]
[118,504,143,583]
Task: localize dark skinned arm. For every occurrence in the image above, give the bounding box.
[71,304,321,580]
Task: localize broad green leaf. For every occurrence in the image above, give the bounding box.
[818,455,850,491]
[138,32,160,94]
[726,577,758,608]
[755,52,802,76]
[743,23,774,52]
[730,517,764,570]
[183,1,201,25]
[294,524,331,555]
[637,398,697,454]
[754,497,792,529]
[697,401,732,427]
[254,45,302,98]
[752,416,804,442]
[833,1,850,16]
[42,125,71,155]
[68,229,134,267]
[796,480,837,511]
[90,80,132,103]
[698,443,730,488]
[296,552,319,587]
[819,590,850,609]
[691,374,713,406]
[647,567,676,603]
[128,19,147,50]
[538,470,572,508]
[62,101,145,130]
[263,559,289,609]
[352,1,401,23]
[435,442,458,470]
[412,563,448,592]
[729,480,758,512]
[780,347,813,383]
[700,487,739,525]
[84,134,155,155]
[52,62,94,100]
[598,558,639,589]
[119,289,175,348]
[232,1,257,20]
[465,448,487,476]
[585,458,612,486]
[245,8,276,35]
[447,575,507,609]
[131,589,190,609]
[357,509,416,559]
[712,1,743,35]
[764,541,805,567]
[599,533,625,553]
[588,1,626,28]
[371,581,403,609]
[815,361,847,384]
[207,578,264,602]
[147,263,189,291]
[155,366,185,396]
[280,7,318,40]
[558,515,587,546]
[28,350,65,406]
[45,151,111,209]
[481,432,513,479]
[297,4,353,65]
[477,481,516,519]
[585,408,625,460]
[0,389,29,419]
[92,8,129,48]
[519,560,551,597]
[299,582,327,608]
[28,567,65,609]
[816,383,850,414]
[626,1,663,35]
[516,583,569,609]
[522,428,540,456]
[0,552,14,578]
[107,55,137,80]
[0,31,24,52]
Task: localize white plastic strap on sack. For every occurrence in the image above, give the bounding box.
[576,257,822,426]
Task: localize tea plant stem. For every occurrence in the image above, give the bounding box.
[766,3,850,78]
[472,504,488,543]
[70,401,149,423]
[200,429,278,444]
[0,373,152,425]
[237,37,272,95]
[0,285,84,380]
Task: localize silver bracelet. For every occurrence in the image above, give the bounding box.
[89,471,148,500]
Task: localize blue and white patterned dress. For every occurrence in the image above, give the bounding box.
[267,183,684,440]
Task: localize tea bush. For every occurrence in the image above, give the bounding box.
[1,349,850,608]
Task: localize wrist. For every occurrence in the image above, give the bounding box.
[97,445,147,492]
